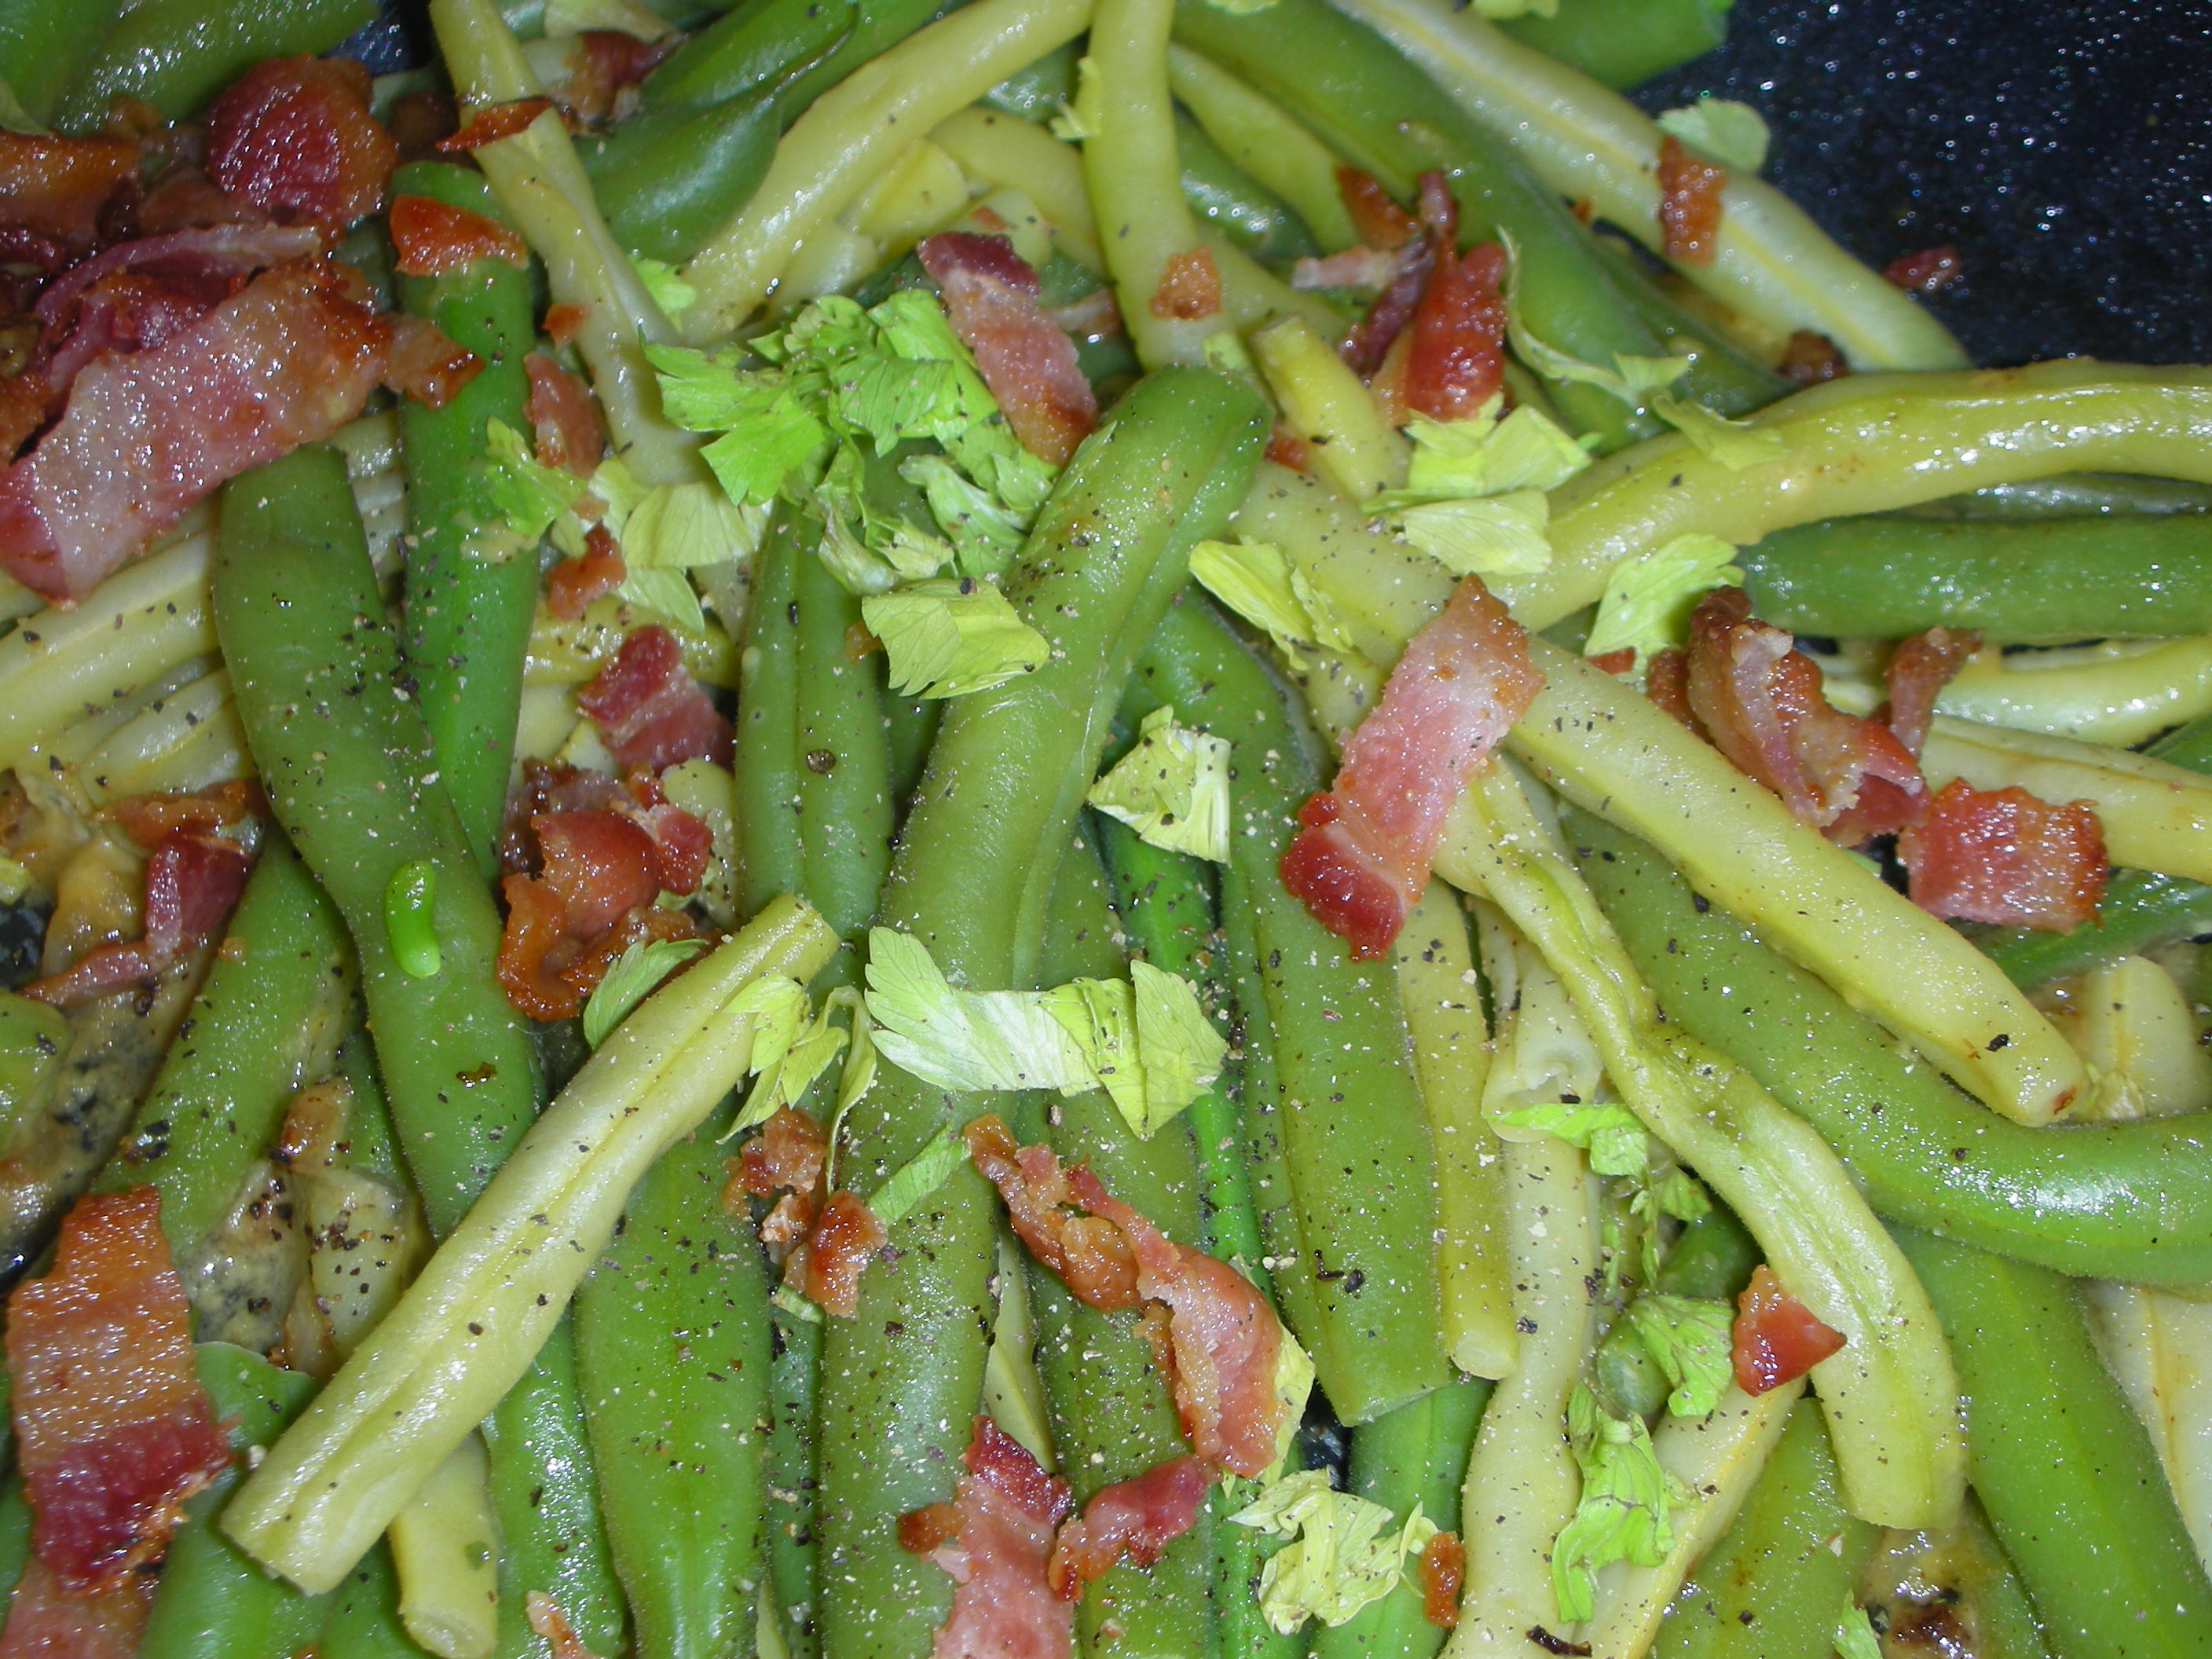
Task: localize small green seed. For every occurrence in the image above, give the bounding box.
[384,859,441,980]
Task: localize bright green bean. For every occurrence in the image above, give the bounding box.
[765,1302,821,1659]
[1569,805,2212,1286]
[813,368,1266,1659]
[393,160,542,875]
[54,0,375,130]
[576,1097,771,1659]
[1976,868,2212,992]
[1177,111,1321,268]
[317,1545,419,1659]
[1127,595,1452,1424]
[793,533,894,957]
[1896,1229,2212,1659]
[1907,474,2212,521]
[0,0,123,124]
[1495,0,1727,90]
[734,507,809,917]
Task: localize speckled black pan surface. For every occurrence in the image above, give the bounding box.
[1635,0,2212,368]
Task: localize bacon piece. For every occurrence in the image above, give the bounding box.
[1899,779,2105,931]
[533,809,665,937]
[0,257,387,602]
[1682,588,1925,844]
[548,526,628,620]
[206,58,398,227]
[1643,646,1696,730]
[917,233,1098,467]
[544,301,592,345]
[8,1188,230,1584]
[1778,329,1847,386]
[1265,426,1310,473]
[1340,237,1435,378]
[733,1106,830,1249]
[1657,135,1726,265]
[1337,167,1417,251]
[1045,1456,1212,1598]
[800,1191,887,1319]
[577,625,734,772]
[439,99,556,152]
[1291,246,1404,291]
[526,350,604,475]
[905,1416,1074,1659]
[32,223,326,338]
[0,372,46,464]
[1281,577,1542,958]
[553,31,682,126]
[1067,1169,1284,1478]
[1419,1531,1464,1628]
[964,1117,1138,1311]
[22,833,251,1006]
[1883,626,1982,757]
[137,166,268,236]
[525,1592,606,1659]
[1586,648,1637,676]
[384,313,482,410]
[1150,248,1221,321]
[98,782,263,848]
[0,1558,155,1659]
[1732,1264,1845,1395]
[388,192,528,276]
[0,134,138,256]
[1404,240,1507,423]
[1884,244,1963,294]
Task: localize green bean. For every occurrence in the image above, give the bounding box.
[793,535,894,958]
[2152,709,2212,772]
[482,1320,628,1659]
[883,694,940,817]
[1593,1204,1758,1423]
[1177,111,1322,268]
[140,1345,333,1659]
[317,1544,420,1659]
[983,37,1082,122]
[1585,233,1794,417]
[394,161,542,875]
[1739,512,2212,643]
[0,1476,25,1605]
[1168,0,1758,446]
[1650,1399,1875,1659]
[1127,595,1452,1425]
[1895,1229,2212,1659]
[214,445,543,1237]
[1906,474,2212,521]
[1312,1377,1489,1659]
[1494,0,1727,90]
[99,840,351,1306]
[576,1098,770,1659]
[1976,870,2212,993]
[0,0,123,124]
[734,507,809,919]
[1566,805,2212,1286]
[815,368,1266,1659]
[53,0,375,130]
[1166,44,1361,255]
[1028,835,1216,1659]
[765,1302,821,1659]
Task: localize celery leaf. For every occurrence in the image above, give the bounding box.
[1552,1385,1679,1623]
[582,936,708,1048]
[1582,532,1742,668]
[1086,705,1233,862]
[861,577,1050,699]
[1650,393,1789,471]
[1654,97,1770,174]
[1626,1294,1737,1418]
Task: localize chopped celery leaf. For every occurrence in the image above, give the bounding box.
[581,936,708,1048]
[1495,1099,1650,1177]
[867,1122,966,1225]
[1655,97,1771,174]
[628,253,696,319]
[1552,1384,1680,1623]
[862,577,1050,699]
[1189,538,1364,674]
[1086,704,1233,862]
[1582,532,1743,667]
[1650,393,1789,471]
[1626,1293,1737,1418]
[1231,1471,1437,1633]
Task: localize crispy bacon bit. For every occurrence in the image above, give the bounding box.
[525,1591,606,1659]
[384,313,482,410]
[0,372,46,465]
[544,301,592,345]
[0,1558,155,1659]
[526,350,605,475]
[206,58,398,228]
[1899,779,2105,931]
[439,99,556,152]
[496,875,581,1020]
[969,1116,1291,1478]
[388,192,529,276]
[136,167,267,237]
[1044,284,1122,342]
[0,134,139,256]
[1420,1531,1464,1628]
[1681,588,1926,845]
[1150,248,1221,321]
[1066,1169,1284,1477]
[801,1191,888,1320]
[1778,330,1847,386]
[1265,426,1311,473]
[577,625,734,772]
[1884,626,1982,756]
[1281,577,1542,958]
[1884,244,1964,294]
[1645,646,1697,728]
[1404,240,1507,423]
[548,526,628,620]
[1657,135,1727,265]
[8,1188,230,1584]
[1045,1456,1212,1599]
[1342,245,1432,377]
[22,833,251,1006]
[733,1106,830,1251]
[1338,166,1418,251]
[907,1419,1074,1659]
[553,31,682,126]
[1291,246,1404,291]
[1732,1264,1845,1395]
[1587,647,1637,676]
[917,233,1098,467]
[97,782,263,849]
[0,256,388,602]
